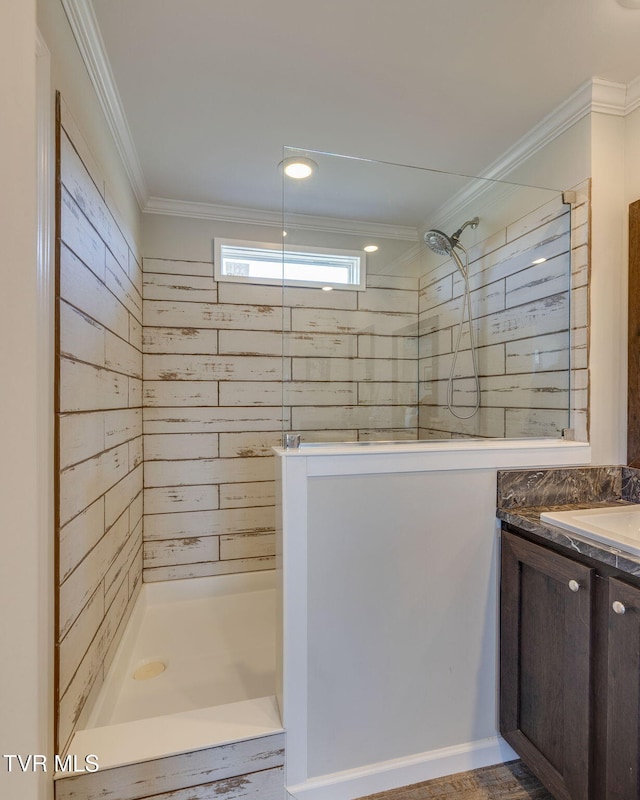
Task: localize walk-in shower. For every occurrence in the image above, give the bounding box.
[281,147,585,445]
[424,217,480,419]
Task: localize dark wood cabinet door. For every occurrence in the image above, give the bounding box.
[606,576,640,799]
[500,532,594,800]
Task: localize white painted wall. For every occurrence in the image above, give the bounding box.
[590,113,627,464]
[506,115,591,193]
[306,469,500,776]
[278,441,590,800]
[624,104,640,205]
[0,3,52,799]
[141,212,414,269]
[143,214,282,261]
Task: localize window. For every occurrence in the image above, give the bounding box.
[214,238,365,291]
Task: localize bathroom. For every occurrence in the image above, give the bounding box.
[4,1,640,799]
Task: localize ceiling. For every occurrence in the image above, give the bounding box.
[76,0,640,228]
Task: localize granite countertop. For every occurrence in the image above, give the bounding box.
[496,466,640,578]
[496,501,640,577]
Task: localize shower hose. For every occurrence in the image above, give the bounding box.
[447,243,480,419]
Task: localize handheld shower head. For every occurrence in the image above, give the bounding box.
[424,217,479,275]
[423,229,454,257]
[424,217,479,257]
[423,217,482,420]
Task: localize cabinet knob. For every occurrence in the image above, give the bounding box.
[612,600,626,615]
[568,579,580,592]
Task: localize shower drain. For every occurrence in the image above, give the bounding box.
[133,661,166,681]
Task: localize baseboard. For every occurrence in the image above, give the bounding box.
[286,736,518,800]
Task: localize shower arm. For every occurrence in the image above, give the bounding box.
[451,217,479,246]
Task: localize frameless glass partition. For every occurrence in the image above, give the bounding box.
[281,146,574,445]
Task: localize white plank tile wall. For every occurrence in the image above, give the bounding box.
[56,101,143,754]
[54,733,285,800]
[142,260,419,581]
[418,184,589,440]
[142,261,279,580]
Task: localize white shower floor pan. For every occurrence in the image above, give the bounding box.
[66,570,282,772]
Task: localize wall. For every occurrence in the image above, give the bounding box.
[625,104,640,203]
[278,440,590,798]
[284,272,419,442]
[418,187,589,440]
[506,115,591,193]
[142,175,594,581]
[141,214,418,580]
[37,0,144,753]
[142,252,280,582]
[505,102,640,466]
[306,468,500,775]
[504,109,629,465]
[56,102,143,752]
[590,113,627,464]
[599,100,640,466]
[0,3,51,799]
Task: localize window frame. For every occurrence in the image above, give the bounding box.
[213,237,367,291]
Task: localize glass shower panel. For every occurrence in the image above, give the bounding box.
[281,147,573,444]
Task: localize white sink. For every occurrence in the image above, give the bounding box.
[540,505,640,556]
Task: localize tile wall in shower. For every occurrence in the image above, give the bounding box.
[142,263,418,581]
[142,267,282,582]
[418,182,589,440]
[56,96,143,751]
[287,274,419,439]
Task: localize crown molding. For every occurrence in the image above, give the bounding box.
[626,74,640,115]
[591,77,628,115]
[144,197,283,226]
[484,78,620,185]
[144,196,418,240]
[61,0,148,207]
[482,76,636,186]
[423,75,638,234]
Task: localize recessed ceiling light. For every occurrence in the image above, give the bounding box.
[321,286,333,292]
[532,257,547,265]
[364,245,378,253]
[280,157,318,179]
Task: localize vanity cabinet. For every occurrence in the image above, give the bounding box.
[500,528,640,800]
[605,576,640,799]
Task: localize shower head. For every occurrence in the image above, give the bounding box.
[423,217,479,257]
[423,229,454,257]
